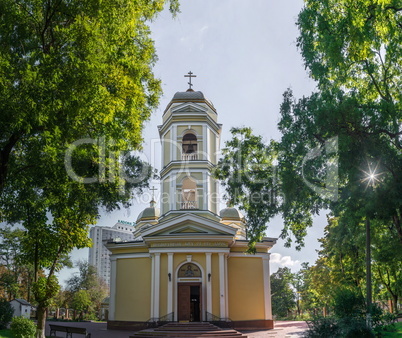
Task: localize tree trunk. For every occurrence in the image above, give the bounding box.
[391,294,398,314]
[36,304,47,338]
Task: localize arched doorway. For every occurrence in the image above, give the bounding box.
[177,263,202,322]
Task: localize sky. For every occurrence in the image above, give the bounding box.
[58,0,328,284]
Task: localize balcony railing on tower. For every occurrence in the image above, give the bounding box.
[181,152,198,161]
[180,200,198,209]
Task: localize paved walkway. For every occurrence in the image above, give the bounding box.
[45,320,308,337]
[243,321,308,337]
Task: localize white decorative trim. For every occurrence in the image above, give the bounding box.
[109,258,117,320]
[203,171,208,210]
[205,253,212,314]
[150,254,154,319]
[263,254,272,320]
[172,125,177,162]
[228,252,270,258]
[225,254,229,318]
[218,253,226,319]
[141,213,237,237]
[150,247,230,254]
[167,253,174,315]
[110,253,150,259]
[154,253,161,319]
[186,255,192,262]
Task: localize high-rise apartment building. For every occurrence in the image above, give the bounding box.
[88,221,134,285]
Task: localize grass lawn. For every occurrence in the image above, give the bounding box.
[380,321,402,337]
[0,329,13,338]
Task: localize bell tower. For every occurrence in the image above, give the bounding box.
[158,73,222,216]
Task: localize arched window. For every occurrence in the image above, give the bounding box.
[182,133,198,160]
[178,263,201,278]
[181,177,197,209]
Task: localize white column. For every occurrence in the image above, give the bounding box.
[167,253,174,315]
[109,257,117,320]
[172,125,177,161]
[262,254,272,320]
[225,254,229,319]
[154,253,161,319]
[203,172,208,210]
[170,174,176,211]
[218,253,226,320]
[203,125,207,161]
[206,126,210,162]
[205,253,212,315]
[150,254,154,319]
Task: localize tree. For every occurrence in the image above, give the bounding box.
[0,1,179,336]
[0,299,14,329]
[0,227,34,301]
[214,127,280,251]
[65,261,108,319]
[71,290,92,320]
[284,0,402,242]
[271,267,296,318]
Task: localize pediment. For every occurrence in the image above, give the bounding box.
[141,213,237,238]
[171,103,207,114]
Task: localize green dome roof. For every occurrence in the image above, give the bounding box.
[137,201,160,222]
[219,207,243,221]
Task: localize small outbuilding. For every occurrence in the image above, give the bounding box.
[10,299,32,319]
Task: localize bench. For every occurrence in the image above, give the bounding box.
[49,324,91,338]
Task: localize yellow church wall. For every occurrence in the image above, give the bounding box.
[163,130,171,166]
[162,179,170,214]
[228,257,265,321]
[159,254,168,317]
[173,253,206,273]
[177,125,203,137]
[209,179,218,214]
[211,254,220,317]
[115,258,151,321]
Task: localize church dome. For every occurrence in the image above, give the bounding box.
[136,200,160,222]
[219,207,243,221]
[171,89,215,108]
[172,89,205,101]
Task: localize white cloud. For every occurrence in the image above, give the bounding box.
[270,253,301,269]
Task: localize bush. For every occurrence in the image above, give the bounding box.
[332,288,365,319]
[304,316,341,337]
[0,299,14,329]
[10,317,36,338]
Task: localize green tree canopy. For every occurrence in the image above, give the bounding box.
[0,0,179,336]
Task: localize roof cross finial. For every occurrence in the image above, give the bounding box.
[149,186,157,207]
[184,71,196,90]
[150,186,157,200]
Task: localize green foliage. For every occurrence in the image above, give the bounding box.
[72,290,92,318]
[332,288,365,319]
[32,276,60,308]
[214,127,280,251]
[0,0,178,335]
[0,300,13,330]
[10,317,36,338]
[271,267,296,318]
[65,261,108,319]
[305,316,341,338]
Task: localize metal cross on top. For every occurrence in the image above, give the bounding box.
[150,186,157,200]
[184,71,197,89]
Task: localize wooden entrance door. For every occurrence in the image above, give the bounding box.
[177,283,201,321]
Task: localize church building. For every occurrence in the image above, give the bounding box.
[106,77,276,331]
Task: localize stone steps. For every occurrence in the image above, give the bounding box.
[131,322,247,338]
